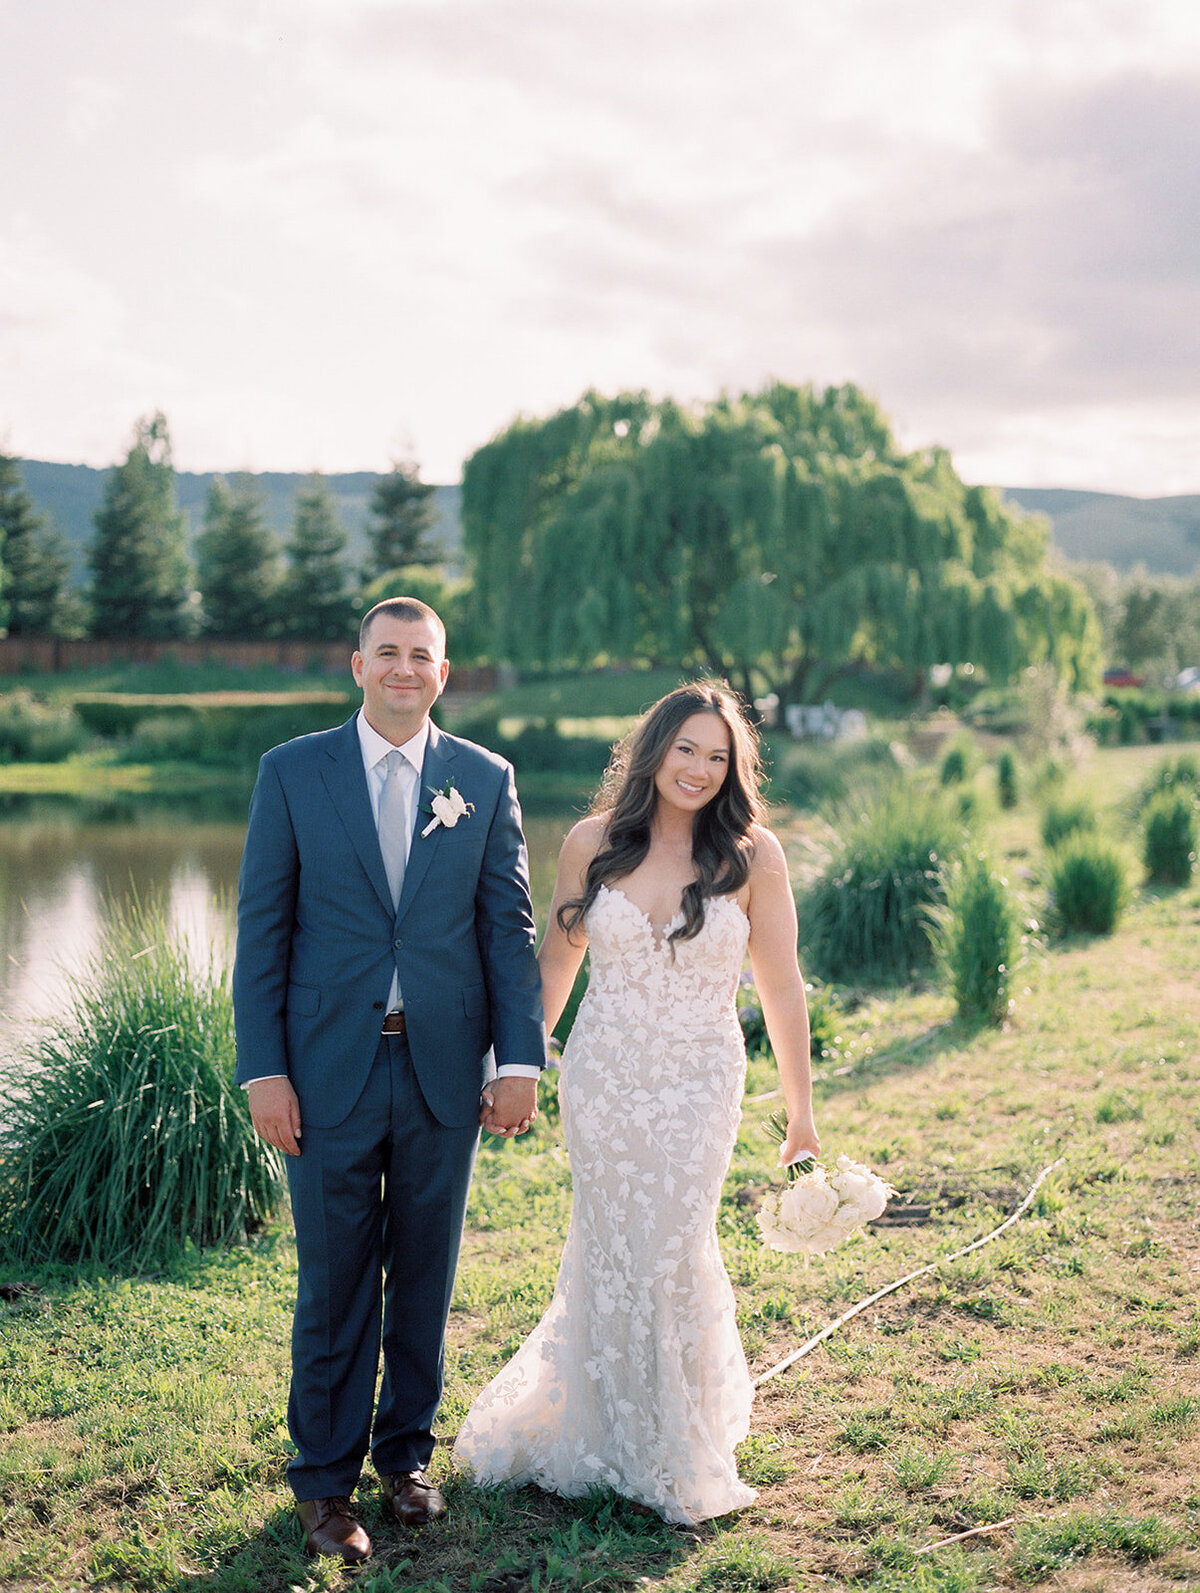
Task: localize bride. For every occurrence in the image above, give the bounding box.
[456,682,820,1524]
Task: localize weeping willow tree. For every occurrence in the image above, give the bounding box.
[462,383,1100,705]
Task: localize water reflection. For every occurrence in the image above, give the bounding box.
[0,797,575,1053]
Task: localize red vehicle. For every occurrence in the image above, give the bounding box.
[1102,667,1146,688]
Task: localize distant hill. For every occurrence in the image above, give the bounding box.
[11,461,1200,581]
[1000,487,1200,575]
[14,461,462,582]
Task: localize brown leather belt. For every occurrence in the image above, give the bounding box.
[382,1011,407,1035]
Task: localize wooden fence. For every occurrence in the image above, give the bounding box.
[0,636,498,694]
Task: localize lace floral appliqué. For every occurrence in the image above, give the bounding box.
[454,887,757,1525]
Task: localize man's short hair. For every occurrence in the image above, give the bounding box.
[358,596,446,654]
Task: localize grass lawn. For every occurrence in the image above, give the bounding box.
[1,744,1198,1591]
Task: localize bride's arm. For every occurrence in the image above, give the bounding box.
[745,827,821,1168]
[538,816,604,1034]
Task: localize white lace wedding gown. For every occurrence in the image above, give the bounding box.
[454,884,757,1525]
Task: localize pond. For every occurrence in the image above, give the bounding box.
[0,792,577,1054]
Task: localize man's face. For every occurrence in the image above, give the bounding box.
[352,614,449,741]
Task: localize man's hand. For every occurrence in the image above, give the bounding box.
[479,1077,538,1138]
[248,1076,303,1156]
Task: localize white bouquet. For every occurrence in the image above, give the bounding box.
[756,1113,893,1254]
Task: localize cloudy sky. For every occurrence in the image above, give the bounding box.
[3,0,1200,492]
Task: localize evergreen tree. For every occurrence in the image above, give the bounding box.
[88,412,192,638]
[0,450,70,635]
[364,459,439,579]
[278,474,355,640]
[195,475,281,636]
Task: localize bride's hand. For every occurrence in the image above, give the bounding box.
[779,1119,820,1169]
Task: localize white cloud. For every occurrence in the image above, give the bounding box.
[4,0,1200,487]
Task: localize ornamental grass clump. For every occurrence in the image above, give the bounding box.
[798,786,964,983]
[933,854,1024,1026]
[1040,795,1097,851]
[0,897,285,1270]
[939,734,978,787]
[1142,787,1197,886]
[1046,833,1129,936]
[996,748,1019,809]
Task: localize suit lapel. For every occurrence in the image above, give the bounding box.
[319,715,395,916]
[396,724,457,923]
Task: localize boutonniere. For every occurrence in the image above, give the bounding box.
[421,779,474,837]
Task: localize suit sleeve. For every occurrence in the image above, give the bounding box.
[232,754,300,1086]
[474,762,547,1073]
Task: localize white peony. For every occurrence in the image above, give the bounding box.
[757,1155,893,1254]
[829,1155,891,1224]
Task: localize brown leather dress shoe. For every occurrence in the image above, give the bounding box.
[380,1469,448,1527]
[295,1496,371,1562]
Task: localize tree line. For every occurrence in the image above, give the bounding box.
[0,413,442,642]
[4,386,1198,692]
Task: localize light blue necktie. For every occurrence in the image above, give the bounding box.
[377,749,412,909]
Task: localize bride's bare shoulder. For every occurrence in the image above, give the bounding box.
[747,823,788,878]
[559,813,609,867]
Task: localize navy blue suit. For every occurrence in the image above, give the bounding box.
[233,714,545,1496]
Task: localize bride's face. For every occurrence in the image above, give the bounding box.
[653,711,731,815]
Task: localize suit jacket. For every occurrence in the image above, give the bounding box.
[232,715,546,1130]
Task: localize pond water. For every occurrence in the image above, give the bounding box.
[0,793,576,1055]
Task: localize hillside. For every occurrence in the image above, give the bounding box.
[1001,487,1200,575]
[15,462,462,581]
[11,462,1200,580]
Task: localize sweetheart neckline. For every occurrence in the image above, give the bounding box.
[595,883,748,945]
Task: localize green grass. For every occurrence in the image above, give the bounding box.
[3,742,1200,1590]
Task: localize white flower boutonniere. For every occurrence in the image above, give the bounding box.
[421,779,474,837]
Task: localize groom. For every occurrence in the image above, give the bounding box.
[234,596,545,1563]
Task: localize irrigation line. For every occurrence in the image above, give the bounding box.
[753,1158,1064,1387]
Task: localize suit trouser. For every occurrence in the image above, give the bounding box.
[284,1032,480,1499]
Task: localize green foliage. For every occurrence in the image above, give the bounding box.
[1135,751,1199,810]
[1142,787,1197,885]
[277,473,356,640]
[0,450,78,636]
[1040,795,1097,850]
[798,785,964,982]
[1047,833,1129,935]
[364,459,439,577]
[87,412,193,639]
[462,383,1100,702]
[0,897,285,1268]
[995,748,1019,808]
[456,714,615,777]
[0,690,87,762]
[70,691,349,766]
[195,476,281,636]
[934,854,1023,1026]
[1012,1511,1174,1581]
[764,733,903,811]
[939,734,978,786]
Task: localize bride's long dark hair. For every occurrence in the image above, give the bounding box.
[558,681,766,945]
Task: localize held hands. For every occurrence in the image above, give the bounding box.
[480,1076,539,1138]
[248,1076,303,1156]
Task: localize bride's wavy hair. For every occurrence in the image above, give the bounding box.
[558,680,765,945]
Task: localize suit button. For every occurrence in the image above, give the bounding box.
[372,1001,384,1011]
[393,937,402,949]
